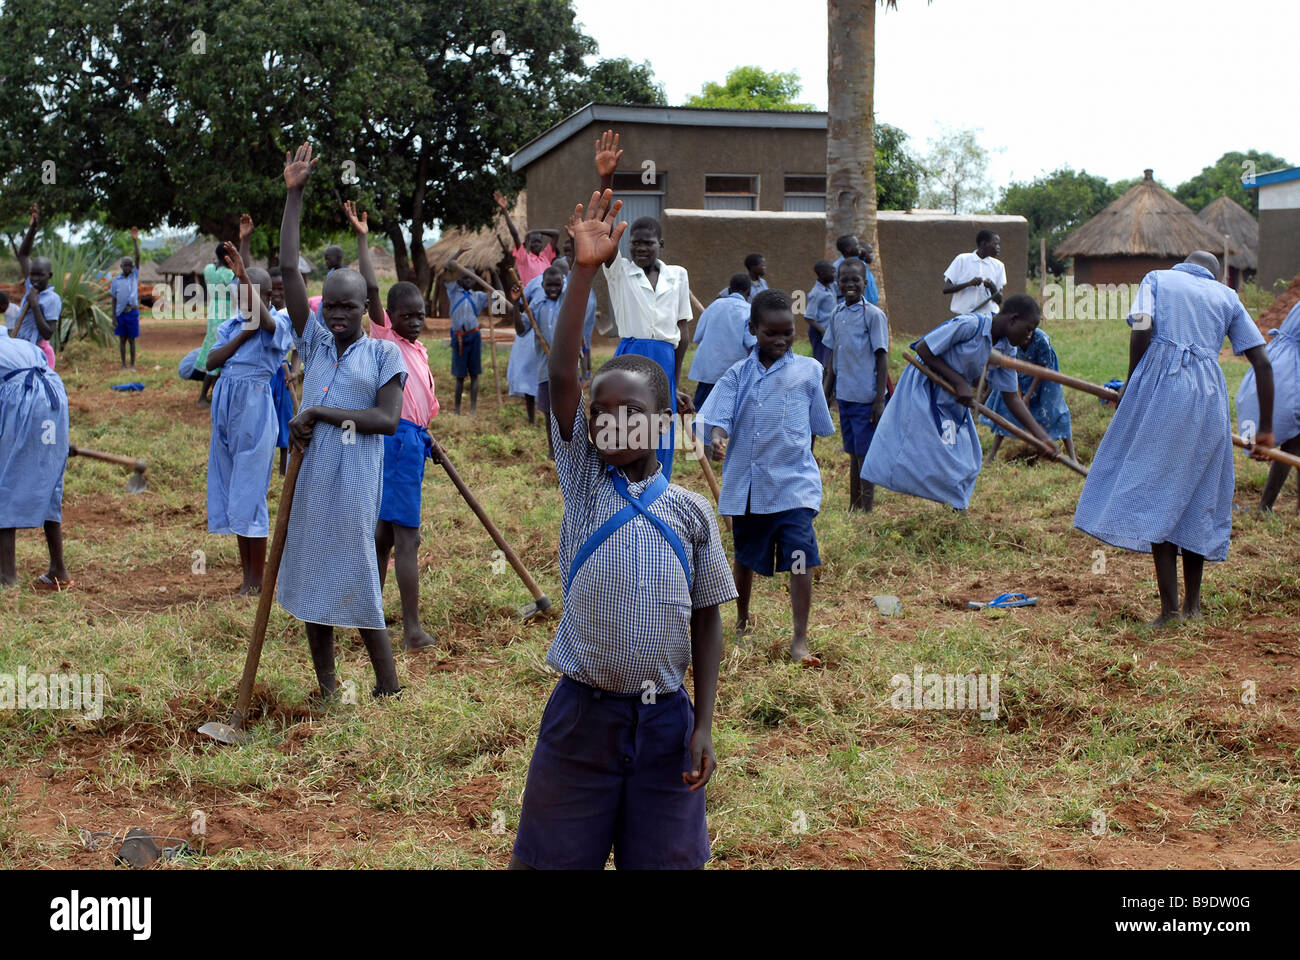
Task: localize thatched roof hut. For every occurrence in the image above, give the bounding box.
[424,193,529,317]
[1056,170,1230,286]
[156,235,221,282]
[1198,195,1258,288]
[137,260,165,284]
[369,244,397,279]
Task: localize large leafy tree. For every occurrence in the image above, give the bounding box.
[0,0,614,287]
[875,122,922,210]
[572,58,667,107]
[1175,150,1290,216]
[686,66,815,111]
[997,167,1117,275]
[920,127,993,214]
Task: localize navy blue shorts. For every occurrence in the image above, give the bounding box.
[839,398,881,457]
[732,507,820,577]
[536,380,550,414]
[513,676,710,870]
[808,325,827,366]
[692,381,714,412]
[451,329,482,378]
[115,309,140,339]
[379,419,431,528]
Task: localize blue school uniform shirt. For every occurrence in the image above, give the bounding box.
[109,272,139,316]
[531,295,562,383]
[211,312,295,381]
[0,325,68,529]
[547,398,737,695]
[823,299,890,404]
[15,281,61,345]
[1074,262,1264,561]
[717,276,767,300]
[832,256,879,305]
[445,282,488,332]
[695,349,835,515]
[688,292,757,385]
[1237,301,1300,445]
[805,281,836,331]
[276,321,407,629]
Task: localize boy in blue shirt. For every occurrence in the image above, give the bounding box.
[697,289,835,665]
[510,189,736,870]
[438,262,505,415]
[529,266,565,459]
[823,258,890,512]
[804,260,837,369]
[717,254,768,300]
[688,274,756,410]
[111,227,142,371]
[832,235,879,305]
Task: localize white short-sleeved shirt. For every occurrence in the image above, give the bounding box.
[944,251,1007,316]
[602,256,692,347]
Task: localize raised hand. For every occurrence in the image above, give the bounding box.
[343,200,368,236]
[283,143,318,191]
[594,129,622,178]
[238,214,254,241]
[219,242,248,281]
[493,190,510,212]
[129,226,139,240]
[569,189,626,269]
[28,203,38,227]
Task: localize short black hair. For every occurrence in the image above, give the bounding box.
[593,354,671,411]
[750,288,793,326]
[0,291,8,309]
[214,243,228,264]
[542,265,564,281]
[629,216,663,240]
[744,252,764,270]
[837,257,866,279]
[976,229,996,246]
[728,273,752,294]
[1001,293,1040,321]
[387,281,424,311]
[268,266,283,279]
[835,235,857,255]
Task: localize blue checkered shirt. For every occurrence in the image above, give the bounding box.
[694,349,835,515]
[547,400,737,695]
[823,299,890,404]
[531,295,562,383]
[805,282,836,331]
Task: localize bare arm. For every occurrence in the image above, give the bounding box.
[1001,390,1055,451]
[279,144,319,338]
[24,289,54,339]
[1244,344,1274,446]
[871,349,889,423]
[238,214,253,267]
[551,189,627,440]
[344,201,385,329]
[290,376,404,449]
[17,204,37,278]
[493,191,522,249]
[683,604,722,792]
[916,341,974,406]
[218,242,275,336]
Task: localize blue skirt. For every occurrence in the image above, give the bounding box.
[614,337,678,476]
[507,329,538,398]
[860,364,982,509]
[379,419,432,528]
[207,375,277,537]
[0,366,68,528]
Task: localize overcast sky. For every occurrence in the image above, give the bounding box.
[570,0,1298,191]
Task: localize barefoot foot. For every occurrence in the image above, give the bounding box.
[402,627,437,651]
[790,636,820,666]
[1145,612,1181,628]
[736,618,754,641]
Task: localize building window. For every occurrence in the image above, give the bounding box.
[783,174,826,212]
[704,174,758,211]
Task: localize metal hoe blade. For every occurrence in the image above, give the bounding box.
[197,720,250,745]
[126,469,148,494]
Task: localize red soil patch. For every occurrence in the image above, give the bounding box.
[1256,274,1300,337]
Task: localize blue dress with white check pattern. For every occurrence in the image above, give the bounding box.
[548,400,737,695]
[276,322,407,628]
[1236,301,1300,446]
[0,329,67,528]
[860,314,1017,510]
[979,327,1072,439]
[1074,263,1264,561]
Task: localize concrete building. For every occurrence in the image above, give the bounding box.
[1247,166,1300,291]
[508,102,1026,337]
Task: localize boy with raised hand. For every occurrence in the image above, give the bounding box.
[510,188,735,870]
[494,189,559,285]
[15,203,60,370]
[594,128,695,477]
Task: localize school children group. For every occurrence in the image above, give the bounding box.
[2,129,1296,871]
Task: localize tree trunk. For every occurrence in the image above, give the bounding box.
[827,0,885,310]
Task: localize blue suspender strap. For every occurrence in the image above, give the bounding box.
[565,467,692,593]
[452,291,479,329]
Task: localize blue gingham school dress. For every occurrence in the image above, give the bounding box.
[980,327,1072,440]
[860,314,1016,509]
[0,329,68,528]
[276,321,407,629]
[207,314,295,537]
[507,327,538,398]
[1237,301,1300,446]
[1074,263,1264,561]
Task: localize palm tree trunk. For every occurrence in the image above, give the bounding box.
[827,0,885,310]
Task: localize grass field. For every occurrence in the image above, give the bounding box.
[2,309,1297,870]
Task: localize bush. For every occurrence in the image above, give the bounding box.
[46,241,114,349]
